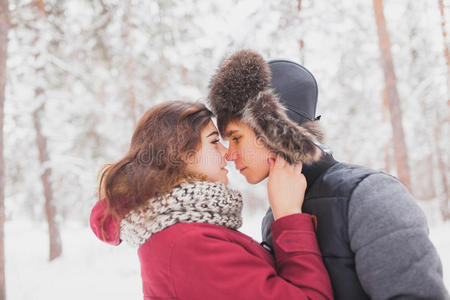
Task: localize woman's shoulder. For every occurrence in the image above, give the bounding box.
[141,222,253,254]
[138,223,252,271]
[153,222,250,243]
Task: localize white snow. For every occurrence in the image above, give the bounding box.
[430,222,450,290]
[5,220,141,299]
[5,216,449,299]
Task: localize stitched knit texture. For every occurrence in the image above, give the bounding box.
[120,181,243,247]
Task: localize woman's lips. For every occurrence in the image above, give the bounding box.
[239,167,247,173]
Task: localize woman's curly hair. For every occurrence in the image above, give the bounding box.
[98,101,213,221]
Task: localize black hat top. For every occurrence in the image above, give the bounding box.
[268,59,319,125]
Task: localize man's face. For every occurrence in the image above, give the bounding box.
[223,120,274,184]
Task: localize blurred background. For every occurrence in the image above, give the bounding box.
[0,0,448,299]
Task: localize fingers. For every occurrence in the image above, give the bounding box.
[294,161,303,174]
[274,155,286,168]
[274,155,303,171]
[270,155,304,177]
[267,157,275,174]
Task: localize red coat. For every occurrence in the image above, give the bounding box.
[90,200,333,300]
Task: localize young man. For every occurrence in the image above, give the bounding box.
[208,49,449,300]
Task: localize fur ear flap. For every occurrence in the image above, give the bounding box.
[242,90,323,164]
[208,50,270,117]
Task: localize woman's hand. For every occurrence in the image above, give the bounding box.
[267,155,307,220]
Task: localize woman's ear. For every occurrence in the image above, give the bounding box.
[183,150,197,166]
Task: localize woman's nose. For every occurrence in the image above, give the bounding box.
[218,142,228,158]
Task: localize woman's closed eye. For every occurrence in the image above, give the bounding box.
[211,139,220,145]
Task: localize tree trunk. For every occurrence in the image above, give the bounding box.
[32,100,62,261]
[383,143,391,173]
[28,1,62,260]
[437,0,450,220]
[373,0,411,190]
[438,0,450,99]
[0,0,8,298]
[435,116,450,220]
[122,2,137,126]
[299,39,305,65]
[381,89,392,173]
[298,0,305,65]
[405,2,436,200]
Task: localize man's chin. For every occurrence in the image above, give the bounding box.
[245,174,266,185]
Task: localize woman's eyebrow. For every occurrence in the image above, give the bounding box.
[206,131,219,138]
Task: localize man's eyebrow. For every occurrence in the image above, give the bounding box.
[207,131,219,138]
[224,130,238,138]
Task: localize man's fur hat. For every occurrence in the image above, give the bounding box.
[208,49,323,165]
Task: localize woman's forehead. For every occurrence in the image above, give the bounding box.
[202,121,219,136]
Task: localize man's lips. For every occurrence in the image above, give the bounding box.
[221,166,228,173]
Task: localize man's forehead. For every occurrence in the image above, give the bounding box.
[223,121,248,138]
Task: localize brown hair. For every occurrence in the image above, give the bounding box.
[99,101,213,220]
[216,113,242,137]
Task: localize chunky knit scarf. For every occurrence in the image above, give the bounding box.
[120,181,243,247]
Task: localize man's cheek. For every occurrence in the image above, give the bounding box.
[242,150,255,164]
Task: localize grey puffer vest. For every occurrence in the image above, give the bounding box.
[262,159,379,300]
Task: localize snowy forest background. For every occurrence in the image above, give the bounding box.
[0,0,449,299]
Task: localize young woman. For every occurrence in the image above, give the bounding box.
[90,101,333,300]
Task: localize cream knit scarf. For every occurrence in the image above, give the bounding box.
[120,181,243,247]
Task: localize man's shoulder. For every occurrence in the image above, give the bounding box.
[325,161,382,176]
[347,169,422,235]
[331,162,407,198]
[311,161,385,198]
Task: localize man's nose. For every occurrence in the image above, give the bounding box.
[226,149,237,161]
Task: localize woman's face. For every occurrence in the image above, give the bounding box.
[186,120,229,184]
